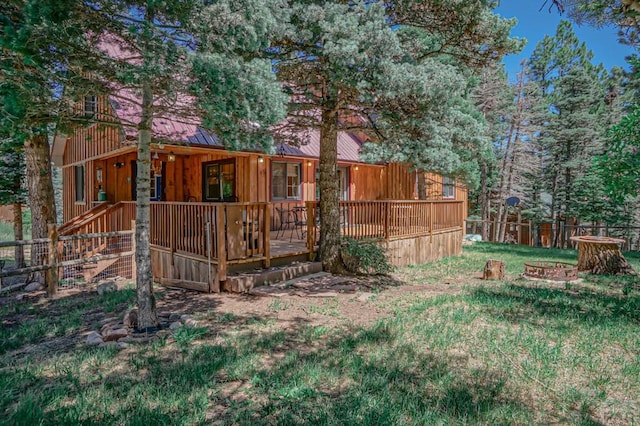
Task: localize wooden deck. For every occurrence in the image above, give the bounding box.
[60,199,465,292]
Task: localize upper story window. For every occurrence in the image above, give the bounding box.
[442,176,455,199]
[84,95,97,118]
[74,165,85,203]
[272,162,300,200]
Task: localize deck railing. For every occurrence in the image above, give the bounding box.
[149,201,270,264]
[305,200,465,249]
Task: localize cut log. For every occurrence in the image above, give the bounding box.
[483,259,505,280]
[571,236,636,275]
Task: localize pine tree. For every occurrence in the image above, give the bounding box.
[271,0,520,272]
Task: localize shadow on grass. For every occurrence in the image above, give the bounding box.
[469,283,640,326]
[1,313,544,425]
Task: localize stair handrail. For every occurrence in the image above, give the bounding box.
[58,202,112,234]
[59,202,124,236]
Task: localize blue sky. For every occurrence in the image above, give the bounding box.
[495,1,636,81]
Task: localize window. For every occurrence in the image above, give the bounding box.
[74,165,85,202]
[442,176,455,199]
[272,162,300,200]
[84,95,97,118]
[203,160,236,201]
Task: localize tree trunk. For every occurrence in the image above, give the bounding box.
[573,237,636,275]
[24,134,56,288]
[480,163,490,241]
[318,103,347,274]
[135,77,159,330]
[24,134,56,240]
[483,259,505,280]
[417,171,427,200]
[13,203,24,268]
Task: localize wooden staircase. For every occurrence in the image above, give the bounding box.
[59,202,136,282]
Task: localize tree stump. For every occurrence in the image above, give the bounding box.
[570,236,636,275]
[483,259,505,280]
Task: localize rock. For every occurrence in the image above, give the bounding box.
[357,292,374,302]
[99,317,118,325]
[100,322,117,334]
[306,291,339,298]
[117,341,130,350]
[184,318,199,327]
[96,280,117,296]
[99,341,118,349]
[103,328,128,342]
[168,313,182,322]
[86,331,104,346]
[15,293,26,301]
[25,282,44,292]
[123,308,138,329]
[180,314,193,322]
[169,321,183,330]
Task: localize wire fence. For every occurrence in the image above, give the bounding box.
[466,219,640,251]
[0,230,134,293]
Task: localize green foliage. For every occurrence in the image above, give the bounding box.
[340,237,393,275]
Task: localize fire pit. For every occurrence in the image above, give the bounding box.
[523,261,578,282]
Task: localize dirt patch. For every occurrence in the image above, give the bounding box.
[0,273,467,362]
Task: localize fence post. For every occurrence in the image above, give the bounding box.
[46,223,58,296]
[131,220,137,281]
[384,201,391,241]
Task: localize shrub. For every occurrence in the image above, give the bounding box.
[340,237,393,275]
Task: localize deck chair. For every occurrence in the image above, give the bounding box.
[291,207,308,242]
[275,207,295,240]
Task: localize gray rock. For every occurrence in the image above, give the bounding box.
[96,280,117,296]
[15,293,26,301]
[123,308,138,329]
[86,331,104,346]
[169,321,183,330]
[25,282,44,292]
[180,314,193,322]
[168,313,181,322]
[99,341,118,348]
[184,318,199,327]
[103,328,128,342]
[357,292,374,302]
[117,341,130,349]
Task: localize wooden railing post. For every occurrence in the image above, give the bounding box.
[46,223,58,296]
[429,202,434,243]
[384,201,391,241]
[169,204,176,260]
[306,201,315,260]
[263,205,271,268]
[216,205,227,282]
[131,220,137,281]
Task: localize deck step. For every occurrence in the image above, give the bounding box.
[223,261,323,293]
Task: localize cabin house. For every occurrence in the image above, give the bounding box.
[52,95,467,292]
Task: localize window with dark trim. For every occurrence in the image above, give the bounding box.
[442,176,455,199]
[203,160,236,201]
[74,165,85,202]
[84,95,97,118]
[272,162,300,200]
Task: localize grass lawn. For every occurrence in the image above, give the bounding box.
[1,242,639,425]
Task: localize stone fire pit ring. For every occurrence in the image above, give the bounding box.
[523,261,578,282]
